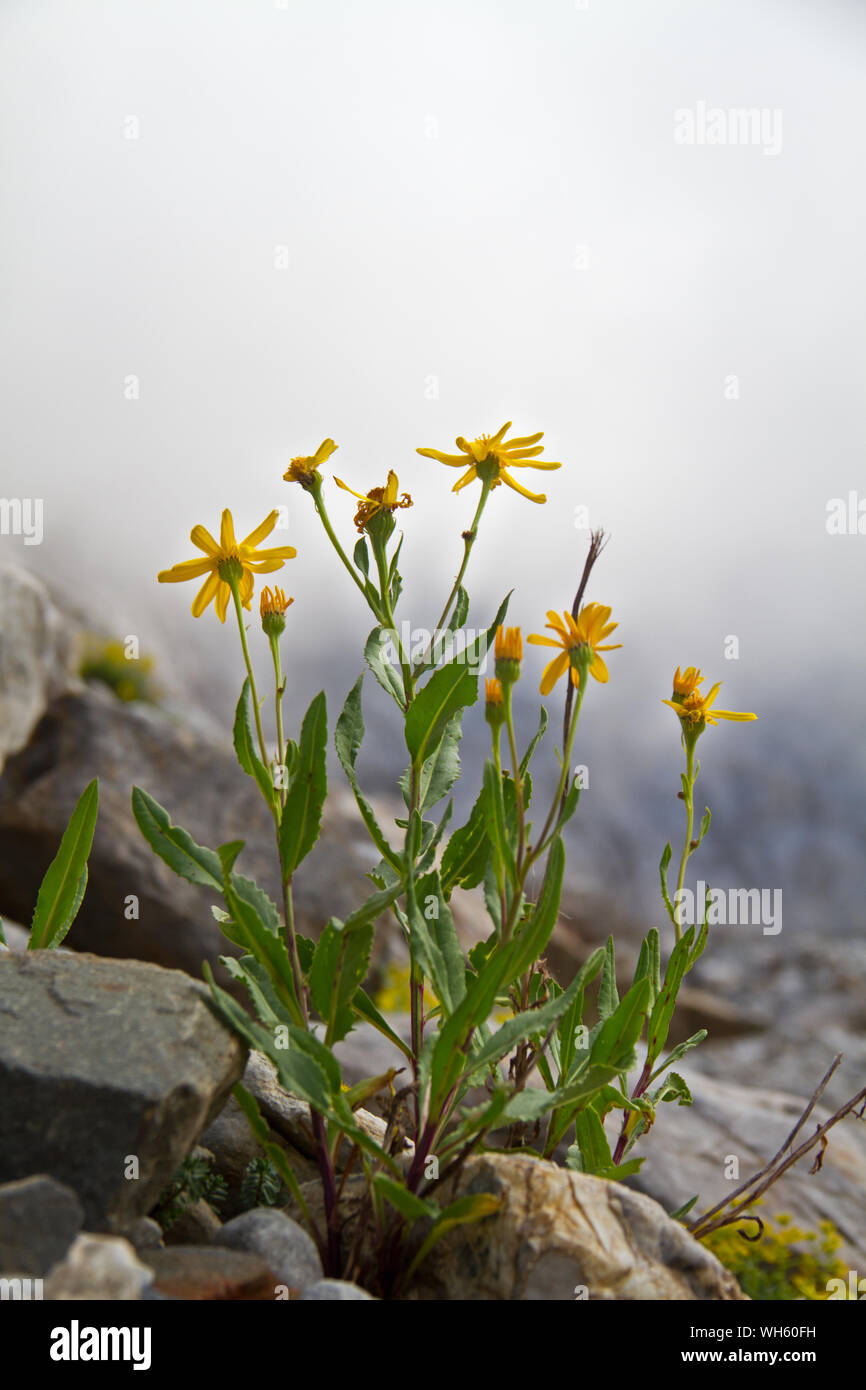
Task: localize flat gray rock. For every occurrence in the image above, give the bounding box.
[300,1279,375,1300]
[0,950,246,1230]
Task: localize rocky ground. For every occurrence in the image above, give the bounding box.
[0,559,863,1299]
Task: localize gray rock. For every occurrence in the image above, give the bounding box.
[119,1217,164,1255]
[215,1208,322,1292]
[0,564,78,775]
[300,1279,375,1300]
[163,1198,222,1246]
[0,683,393,980]
[0,1175,83,1275]
[0,950,247,1230]
[44,1233,153,1300]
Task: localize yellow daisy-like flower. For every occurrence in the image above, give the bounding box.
[416,421,561,503]
[672,665,704,697]
[494,626,523,662]
[527,603,622,695]
[333,470,413,533]
[260,586,293,618]
[284,438,338,488]
[157,509,296,623]
[663,681,757,729]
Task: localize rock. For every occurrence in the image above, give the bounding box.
[0,950,246,1230]
[163,1199,222,1246]
[200,1088,319,1217]
[240,1049,403,1171]
[0,1175,84,1276]
[625,1058,866,1269]
[44,1233,153,1300]
[120,1218,164,1255]
[0,684,396,980]
[300,1279,375,1300]
[144,1245,277,1300]
[0,565,77,775]
[406,1154,745,1300]
[0,919,29,952]
[215,1208,322,1292]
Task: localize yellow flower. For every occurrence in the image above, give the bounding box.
[663,681,757,729]
[158,509,296,622]
[284,438,338,488]
[333,470,413,532]
[672,665,704,697]
[416,421,561,503]
[527,603,621,695]
[485,676,506,730]
[494,626,523,662]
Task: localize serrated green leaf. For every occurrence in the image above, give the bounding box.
[233,678,276,804]
[598,935,619,1020]
[408,871,467,1017]
[405,661,478,766]
[365,627,405,707]
[308,915,375,1045]
[132,785,223,890]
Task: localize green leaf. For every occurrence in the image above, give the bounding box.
[231,1081,317,1233]
[519,706,549,780]
[668,1195,700,1222]
[373,1174,437,1224]
[447,586,469,633]
[408,872,467,1017]
[219,861,305,1026]
[233,678,276,804]
[405,1192,504,1281]
[132,786,223,890]
[279,691,327,880]
[633,928,661,1009]
[590,977,651,1073]
[405,661,478,767]
[404,712,463,813]
[481,759,516,888]
[506,835,566,981]
[652,1070,693,1106]
[29,779,99,949]
[309,916,375,1045]
[598,935,619,1020]
[573,1105,614,1173]
[659,842,677,927]
[335,675,403,874]
[646,928,695,1066]
[456,966,588,1085]
[648,1028,707,1083]
[353,536,370,576]
[365,626,405,707]
[352,988,414,1061]
[440,787,490,896]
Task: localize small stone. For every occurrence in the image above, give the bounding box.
[163,1198,222,1246]
[215,1208,322,1291]
[300,1279,375,1301]
[120,1217,164,1255]
[144,1245,277,1301]
[44,1234,153,1300]
[0,1175,83,1276]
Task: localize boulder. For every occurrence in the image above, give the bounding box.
[144,1245,277,1300]
[44,1233,153,1300]
[215,1208,322,1292]
[0,950,246,1230]
[0,564,78,775]
[0,1175,83,1276]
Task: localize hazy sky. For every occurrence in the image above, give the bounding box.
[2,0,865,746]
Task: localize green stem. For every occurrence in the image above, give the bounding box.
[503,684,525,874]
[414,480,491,677]
[268,633,287,808]
[673,736,697,944]
[311,481,376,611]
[230,584,273,795]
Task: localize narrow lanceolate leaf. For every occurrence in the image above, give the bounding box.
[132,786,223,889]
[481,759,516,888]
[646,926,695,1065]
[279,691,327,880]
[506,835,566,981]
[590,977,651,1073]
[365,627,406,707]
[29,779,99,949]
[408,872,467,1018]
[308,916,375,1045]
[440,787,490,896]
[408,712,463,813]
[335,676,402,874]
[233,678,276,804]
[519,706,549,780]
[373,1175,438,1225]
[220,856,305,1026]
[598,936,619,1020]
[633,928,661,1009]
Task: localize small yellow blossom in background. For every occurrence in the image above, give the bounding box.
[333,470,413,533]
[663,677,757,729]
[416,421,562,503]
[527,603,622,695]
[672,665,704,697]
[283,438,338,488]
[259,586,293,619]
[485,677,504,706]
[157,509,296,622]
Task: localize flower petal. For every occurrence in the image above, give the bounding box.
[527,633,562,648]
[215,580,232,623]
[241,510,279,549]
[158,557,214,583]
[500,470,546,503]
[220,509,236,551]
[416,448,467,466]
[540,651,569,695]
[190,525,220,555]
[191,570,220,617]
[334,476,367,501]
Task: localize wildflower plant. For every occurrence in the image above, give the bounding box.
[131,422,761,1291]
